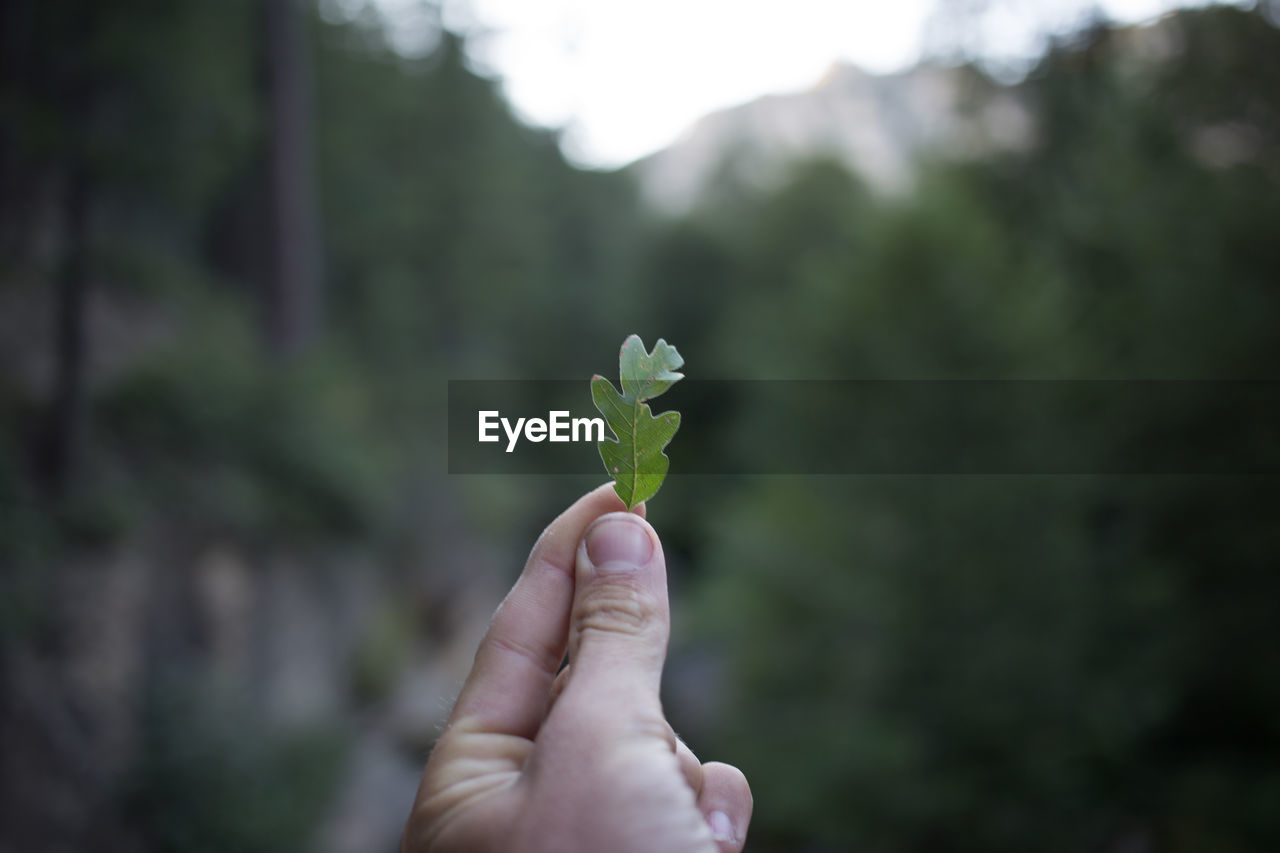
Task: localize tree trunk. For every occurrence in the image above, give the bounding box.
[38,0,99,497]
[263,0,322,357]
[41,150,92,499]
[0,0,37,256]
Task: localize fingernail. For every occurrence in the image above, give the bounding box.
[708,810,734,842]
[584,515,653,571]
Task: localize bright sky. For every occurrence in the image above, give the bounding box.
[366,0,1241,168]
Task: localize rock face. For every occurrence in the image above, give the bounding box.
[0,482,509,853]
[630,61,1032,213]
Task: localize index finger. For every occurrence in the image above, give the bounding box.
[446,482,643,738]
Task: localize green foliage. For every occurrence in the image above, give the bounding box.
[348,598,417,707]
[127,684,346,853]
[95,304,388,540]
[591,335,684,508]
[663,8,1280,851]
[316,29,643,378]
[689,478,1187,849]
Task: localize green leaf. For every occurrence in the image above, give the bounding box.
[591,335,684,509]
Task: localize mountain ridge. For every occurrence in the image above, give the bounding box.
[628,58,1033,213]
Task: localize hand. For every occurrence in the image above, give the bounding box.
[401,483,752,853]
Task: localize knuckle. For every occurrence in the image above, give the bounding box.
[575,585,658,637]
[621,713,676,749]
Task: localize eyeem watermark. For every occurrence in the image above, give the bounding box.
[479,410,606,453]
[451,379,1280,474]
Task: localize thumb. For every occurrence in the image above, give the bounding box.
[566,512,670,708]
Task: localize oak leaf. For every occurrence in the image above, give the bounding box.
[591,335,683,509]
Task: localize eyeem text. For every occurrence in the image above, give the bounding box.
[478,410,606,453]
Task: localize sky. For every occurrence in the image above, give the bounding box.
[361,0,1243,169]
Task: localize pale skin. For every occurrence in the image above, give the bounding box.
[401,483,753,853]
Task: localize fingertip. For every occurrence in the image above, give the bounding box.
[593,481,646,518]
[566,511,670,697]
[583,512,656,571]
[708,810,734,845]
[699,761,752,853]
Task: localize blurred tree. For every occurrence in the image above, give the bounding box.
[264,0,323,356]
[43,42,94,499]
[0,0,259,505]
[672,7,1280,851]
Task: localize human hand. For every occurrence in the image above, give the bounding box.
[401,483,752,853]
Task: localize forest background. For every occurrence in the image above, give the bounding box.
[2,1,1279,851]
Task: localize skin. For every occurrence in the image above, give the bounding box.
[401,483,753,853]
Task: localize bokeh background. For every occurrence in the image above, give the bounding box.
[3,1,1279,851]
